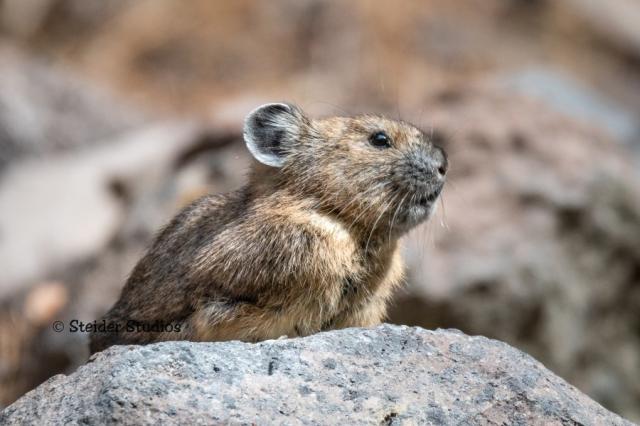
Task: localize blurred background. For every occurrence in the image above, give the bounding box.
[0,0,639,420]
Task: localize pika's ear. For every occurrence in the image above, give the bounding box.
[243,103,306,167]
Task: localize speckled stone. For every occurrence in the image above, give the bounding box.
[0,325,633,425]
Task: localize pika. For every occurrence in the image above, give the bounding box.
[89,103,447,354]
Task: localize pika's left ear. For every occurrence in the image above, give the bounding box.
[243,102,307,167]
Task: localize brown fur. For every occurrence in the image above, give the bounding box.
[89,104,447,354]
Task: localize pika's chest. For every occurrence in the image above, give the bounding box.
[337,250,393,305]
[303,211,398,309]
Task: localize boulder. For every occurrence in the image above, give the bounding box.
[0,325,632,425]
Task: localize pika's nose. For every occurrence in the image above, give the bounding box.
[405,145,448,189]
[433,145,448,180]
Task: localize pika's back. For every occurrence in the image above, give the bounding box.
[89,103,447,354]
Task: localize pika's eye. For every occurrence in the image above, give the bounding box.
[369,131,391,148]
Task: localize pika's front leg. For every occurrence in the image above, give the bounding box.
[330,296,388,329]
[331,255,404,329]
[188,299,298,342]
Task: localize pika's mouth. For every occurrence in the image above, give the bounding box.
[393,183,444,232]
[416,191,438,207]
[414,184,443,207]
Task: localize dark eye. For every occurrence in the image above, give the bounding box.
[369,131,391,148]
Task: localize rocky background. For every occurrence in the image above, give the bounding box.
[0,0,639,421]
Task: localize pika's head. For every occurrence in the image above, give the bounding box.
[244,103,448,235]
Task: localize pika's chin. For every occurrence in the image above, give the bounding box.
[402,201,437,230]
[395,187,442,233]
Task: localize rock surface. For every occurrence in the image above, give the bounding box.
[0,325,632,425]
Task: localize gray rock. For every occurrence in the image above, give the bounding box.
[0,325,632,425]
[0,122,202,299]
[498,68,640,146]
[0,45,145,170]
